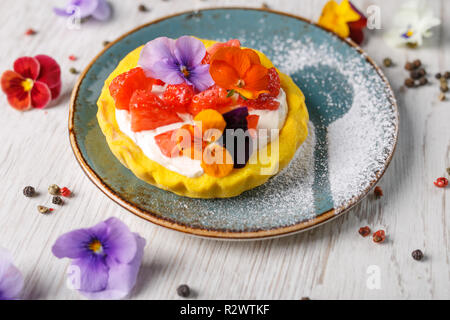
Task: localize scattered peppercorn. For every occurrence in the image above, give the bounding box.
[23,186,36,197]
[37,205,53,214]
[411,249,424,261]
[60,187,72,197]
[301,297,311,300]
[438,92,446,101]
[373,230,386,243]
[138,4,149,12]
[52,196,64,206]
[410,70,421,79]
[435,73,442,79]
[445,71,450,79]
[440,83,449,93]
[69,67,79,75]
[177,284,191,298]
[69,55,77,61]
[419,77,428,86]
[383,58,393,67]
[374,186,383,198]
[48,184,60,196]
[434,177,448,188]
[25,28,37,36]
[446,168,450,175]
[412,59,421,69]
[405,78,415,88]
[103,40,110,47]
[262,2,270,9]
[417,68,426,77]
[359,226,371,237]
[404,62,414,71]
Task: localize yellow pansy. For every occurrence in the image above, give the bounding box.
[318,0,361,38]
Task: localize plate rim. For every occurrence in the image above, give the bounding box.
[68,7,399,240]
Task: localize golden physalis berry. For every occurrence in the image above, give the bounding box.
[201,144,234,178]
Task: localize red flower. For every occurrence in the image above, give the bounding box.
[1,55,61,111]
[348,2,367,45]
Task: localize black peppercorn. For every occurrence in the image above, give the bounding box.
[412,59,421,69]
[417,68,426,77]
[138,4,148,12]
[52,196,64,206]
[405,78,415,88]
[411,249,424,261]
[177,284,191,298]
[383,58,393,67]
[404,62,414,71]
[410,70,421,79]
[445,71,450,79]
[419,77,428,86]
[103,40,110,47]
[435,73,442,79]
[23,186,36,197]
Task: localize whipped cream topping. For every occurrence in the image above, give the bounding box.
[115,87,288,178]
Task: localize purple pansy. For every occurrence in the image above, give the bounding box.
[0,248,24,300]
[52,217,146,300]
[139,36,214,92]
[54,0,111,21]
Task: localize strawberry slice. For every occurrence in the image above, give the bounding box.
[154,129,181,158]
[188,85,232,116]
[130,90,182,132]
[109,67,158,110]
[240,94,280,111]
[267,67,281,97]
[163,83,194,113]
[246,114,260,130]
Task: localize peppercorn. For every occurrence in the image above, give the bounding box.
[262,2,270,9]
[359,226,371,237]
[410,70,421,79]
[435,73,442,79]
[383,58,393,67]
[434,177,448,188]
[441,83,449,93]
[103,40,110,47]
[412,59,421,69]
[138,4,148,12]
[417,68,426,77]
[446,168,450,175]
[405,78,415,88]
[177,284,190,298]
[23,186,36,197]
[374,186,383,198]
[60,187,71,197]
[48,184,60,196]
[445,71,450,79]
[419,77,428,86]
[404,62,414,71]
[411,249,424,261]
[69,67,79,75]
[373,230,386,243]
[52,196,64,205]
[37,205,53,214]
[25,28,37,36]
[301,297,311,300]
[438,92,446,101]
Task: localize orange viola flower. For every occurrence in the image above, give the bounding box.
[209,47,269,99]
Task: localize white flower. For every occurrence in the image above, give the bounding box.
[384,0,441,47]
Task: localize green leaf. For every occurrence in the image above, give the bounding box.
[226,89,235,98]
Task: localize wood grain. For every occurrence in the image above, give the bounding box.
[0,0,448,299]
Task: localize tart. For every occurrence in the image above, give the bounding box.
[97,36,309,198]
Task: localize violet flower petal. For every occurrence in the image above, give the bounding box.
[91,0,111,21]
[188,64,214,92]
[80,234,146,300]
[103,217,137,265]
[174,36,206,68]
[52,228,94,259]
[54,0,99,19]
[138,37,177,77]
[0,248,24,300]
[72,255,109,292]
[53,7,72,17]
[150,61,185,84]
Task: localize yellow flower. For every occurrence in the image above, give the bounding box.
[318,0,361,38]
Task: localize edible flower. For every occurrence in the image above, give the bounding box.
[139,36,214,92]
[318,0,366,44]
[384,0,440,47]
[202,39,241,64]
[0,247,24,300]
[1,55,61,111]
[52,217,146,300]
[209,47,269,99]
[54,0,111,21]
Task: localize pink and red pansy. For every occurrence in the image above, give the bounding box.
[1,55,61,111]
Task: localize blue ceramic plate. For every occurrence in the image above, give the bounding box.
[69,8,398,240]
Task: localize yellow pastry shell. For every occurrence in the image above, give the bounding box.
[97,39,309,198]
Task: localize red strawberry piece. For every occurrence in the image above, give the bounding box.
[154,129,181,158]
[246,114,260,130]
[267,67,281,97]
[188,85,231,116]
[60,187,71,197]
[109,67,156,110]
[163,83,194,113]
[240,94,280,111]
[130,90,182,132]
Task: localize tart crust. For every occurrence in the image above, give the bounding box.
[97,39,309,198]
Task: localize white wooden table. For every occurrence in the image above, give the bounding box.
[0,0,449,300]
